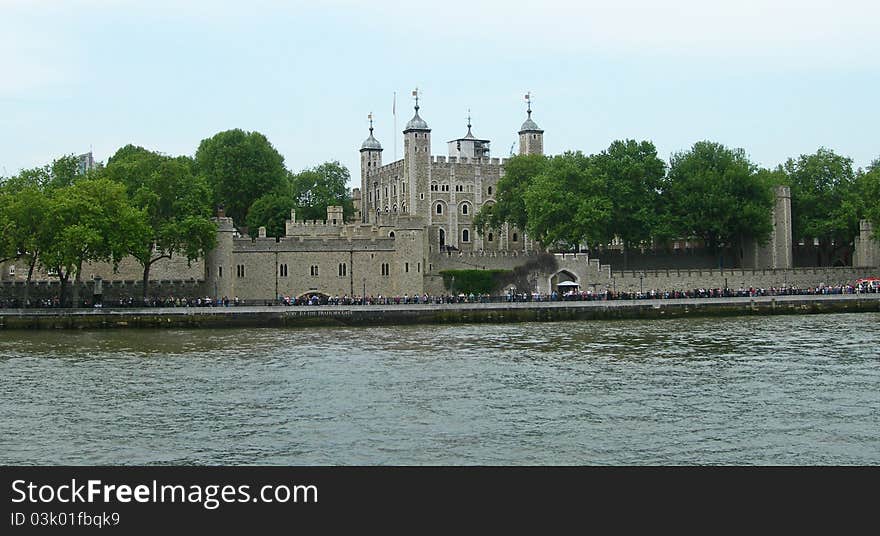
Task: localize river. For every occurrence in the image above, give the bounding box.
[1,313,878,465]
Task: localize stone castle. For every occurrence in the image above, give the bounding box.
[2,95,879,302]
[205,95,544,301]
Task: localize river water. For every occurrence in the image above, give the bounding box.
[1,313,878,465]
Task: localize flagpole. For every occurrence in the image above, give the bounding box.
[393,91,397,161]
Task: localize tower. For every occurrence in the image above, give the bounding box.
[359,113,382,223]
[403,89,431,217]
[518,92,544,155]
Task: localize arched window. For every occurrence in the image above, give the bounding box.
[439,228,446,247]
[461,203,469,215]
[389,231,395,238]
[488,186,493,195]
[462,229,470,242]
[488,232,494,242]
[512,232,518,242]
[392,204,398,213]
[436,204,443,215]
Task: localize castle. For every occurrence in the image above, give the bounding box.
[203,95,545,301]
[2,94,879,303]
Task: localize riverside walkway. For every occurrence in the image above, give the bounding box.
[1,293,879,329]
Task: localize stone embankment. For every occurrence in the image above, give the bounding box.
[1,294,878,329]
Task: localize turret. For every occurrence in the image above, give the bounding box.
[518,92,544,155]
[448,111,490,159]
[403,89,431,216]
[359,113,382,223]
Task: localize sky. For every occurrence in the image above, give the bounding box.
[2,0,879,187]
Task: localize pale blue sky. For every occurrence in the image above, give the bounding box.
[2,0,878,187]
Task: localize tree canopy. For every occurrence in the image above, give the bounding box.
[593,139,666,265]
[661,141,775,263]
[783,148,860,264]
[474,153,547,234]
[246,161,355,236]
[195,129,287,225]
[523,151,611,249]
[104,145,216,298]
[859,158,880,235]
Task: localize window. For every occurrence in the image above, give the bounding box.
[512,232,518,242]
[405,262,409,273]
[456,184,463,192]
[310,265,319,277]
[8,265,15,276]
[279,264,288,277]
[436,204,443,215]
[417,262,421,273]
[488,186,493,195]
[218,266,223,277]
[439,228,445,247]
[236,264,245,278]
[420,193,425,200]
[462,229,470,242]
[461,204,469,215]
[338,263,347,277]
[488,232,493,242]
[380,263,390,276]
[389,231,395,238]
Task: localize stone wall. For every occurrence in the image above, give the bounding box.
[605,267,869,293]
[0,279,205,306]
[0,254,204,284]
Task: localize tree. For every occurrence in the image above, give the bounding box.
[195,129,287,225]
[0,157,86,305]
[661,141,775,266]
[858,157,880,237]
[522,152,612,250]
[289,161,355,222]
[474,153,547,234]
[245,191,295,237]
[105,146,216,299]
[39,179,149,307]
[593,139,666,268]
[784,148,860,265]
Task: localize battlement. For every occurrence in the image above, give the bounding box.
[430,156,506,166]
[233,235,396,253]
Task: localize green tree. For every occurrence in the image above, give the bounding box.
[784,148,860,265]
[39,179,149,307]
[195,129,287,225]
[245,191,295,237]
[474,153,547,234]
[661,141,774,266]
[522,152,612,250]
[105,146,217,299]
[857,157,880,238]
[593,139,666,268]
[0,157,88,305]
[289,161,355,222]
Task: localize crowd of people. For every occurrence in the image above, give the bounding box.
[1,281,876,309]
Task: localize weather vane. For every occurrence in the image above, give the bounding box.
[412,87,420,109]
[525,92,532,117]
